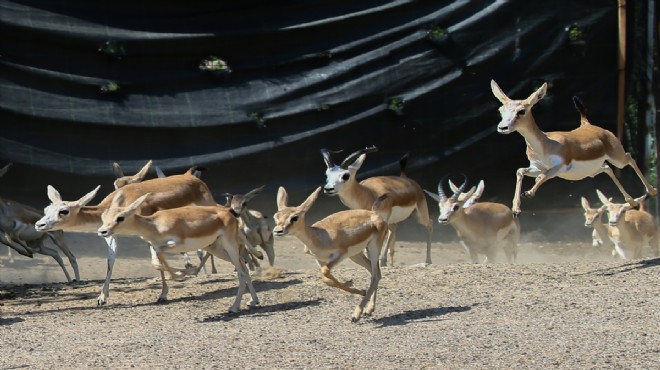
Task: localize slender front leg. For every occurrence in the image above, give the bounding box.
[356,241,382,322]
[512,167,540,216]
[380,224,397,267]
[523,163,566,199]
[98,236,118,306]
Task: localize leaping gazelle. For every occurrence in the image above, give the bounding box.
[273,186,388,322]
[321,146,433,266]
[490,80,657,216]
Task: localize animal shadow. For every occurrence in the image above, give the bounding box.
[372,305,473,328]
[200,298,324,323]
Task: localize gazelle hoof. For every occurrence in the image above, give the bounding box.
[522,191,534,198]
[648,187,658,196]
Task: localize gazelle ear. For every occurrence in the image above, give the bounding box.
[490,80,511,104]
[134,160,153,180]
[276,187,289,210]
[580,197,590,210]
[596,190,610,206]
[47,185,63,203]
[300,187,322,212]
[127,193,150,213]
[77,185,101,207]
[347,154,367,172]
[112,162,124,178]
[423,189,441,203]
[526,83,547,106]
[154,165,166,178]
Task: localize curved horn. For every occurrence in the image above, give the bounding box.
[320,148,343,168]
[340,145,378,169]
[450,174,468,201]
[436,175,449,201]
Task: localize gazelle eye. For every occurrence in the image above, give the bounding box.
[59,209,69,216]
[290,215,299,223]
[516,110,525,117]
[116,216,125,223]
[341,173,350,181]
[452,204,459,211]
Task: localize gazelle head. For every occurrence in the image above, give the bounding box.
[35,185,101,231]
[98,191,150,237]
[580,197,606,228]
[224,185,265,217]
[596,189,646,226]
[112,160,153,190]
[491,80,547,134]
[424,176,475,225]
[321,146,378,195]
[273,186,321,236]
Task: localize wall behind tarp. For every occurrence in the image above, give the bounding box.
[0,0,640,239]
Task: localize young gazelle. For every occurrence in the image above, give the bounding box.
[580,197,615,250]
[97,191,259,313]
[35,169,219,305]
[425,177,520,263]
[321,147,433,266]
[596,190,659,259]
[223,185,275,267]
[490,80,657,216]
[273,186,388,322]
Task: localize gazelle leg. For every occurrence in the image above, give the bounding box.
[622,153,657,195]
[97,236,118,306]
[216,237,258,313]
[597,164,639,208]
[353,241,382,322]
[48,231,80,282]
[512,167,535,216]
[414,203,434,265]
[380,224,397,267]
[157,269,169,302]
[321,253,366,296]
[523,163,567,199]
[36,241,73,284]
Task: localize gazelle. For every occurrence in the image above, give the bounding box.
[35,168,219,305]
[321,146,433,266]
[113,161,216,274]
[97,191,258,313]
[273,186,388,322]
[223,185,275,267]
[0,197,80,283]
[425,177,520,263]
[596,190,659,259]
[490,80,657,216]
[580,197,614,250]
[0,163,80,282]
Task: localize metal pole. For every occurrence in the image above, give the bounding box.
[617,0,627,143]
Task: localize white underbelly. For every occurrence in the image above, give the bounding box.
[388,205,416,224]
[155,235,219,254]
[558,158,604,181]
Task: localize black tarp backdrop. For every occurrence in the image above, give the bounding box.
[0,0,643,241]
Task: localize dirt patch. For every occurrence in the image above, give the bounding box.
[1,234,659,369]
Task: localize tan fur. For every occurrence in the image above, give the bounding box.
[35,171,217,306]
[323,152,433,266]
[491,80,657,216]
[596,190,659,259]
[580,197,614,250]
[427,181,519,263]
[98,196,258,313]
[273,186,388,322]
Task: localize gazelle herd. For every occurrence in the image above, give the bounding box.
[1,81,658,321]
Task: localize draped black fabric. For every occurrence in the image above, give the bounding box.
[0,0,631,229]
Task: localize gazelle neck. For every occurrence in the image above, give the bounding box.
[339,179,374,210]
[67,206,105,232]
[516,115,549,156]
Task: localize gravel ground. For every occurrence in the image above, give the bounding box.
[1,235,659,369]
